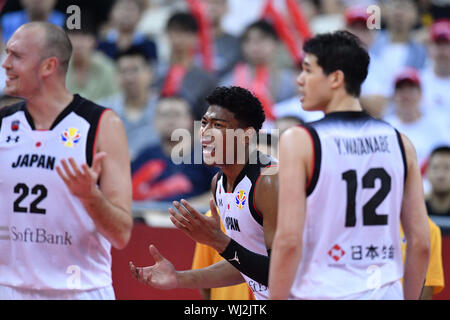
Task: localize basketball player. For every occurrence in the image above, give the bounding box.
[129,86,278,300]
[269,31,430,300]
[0,22,133,299]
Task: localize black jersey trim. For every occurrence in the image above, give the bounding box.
[301,124,321,197]
[72,95,108,167]
[0,101,26,131]
[395,129,408,183]
[249,163,278,227]
[218,151,275,227]
[49,94,83,130]
[19,95,81,131]
[247,164,264,227]
[322,110,371,120]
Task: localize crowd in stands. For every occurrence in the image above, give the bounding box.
[0,0,449,218]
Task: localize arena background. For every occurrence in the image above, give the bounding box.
[1,0,449,300]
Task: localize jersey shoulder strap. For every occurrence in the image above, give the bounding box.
[0,101,26,131]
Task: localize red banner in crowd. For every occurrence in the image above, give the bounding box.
[262,0,311,66]
[234,63,276,120]
[185,0,214,72]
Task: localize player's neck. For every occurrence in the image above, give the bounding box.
[222,163,247,192]
[25,87,74,130]
[428,192,450,213]
[221,151,250,192]
[323,91,362,114]
[125,91,149,110]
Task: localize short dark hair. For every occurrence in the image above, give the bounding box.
[303,30,370,97]
[166,12,198,33]
[157,95,193,113]
[116,45,152,64]
[429,146,450,159]
[242,19,278,41]
[205,86,266,132]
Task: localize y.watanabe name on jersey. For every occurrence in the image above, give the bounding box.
[334,135,391,156]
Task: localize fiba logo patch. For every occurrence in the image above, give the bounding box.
[61,128,81,148]
[235,190,246,209]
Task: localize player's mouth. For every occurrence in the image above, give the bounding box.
[298,90,305,103]
[202,143,216,158]
[6,74,18,85]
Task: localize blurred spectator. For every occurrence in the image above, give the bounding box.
[136,0,187,63]
[274,110,304,137]
[55,0,116,35]
[100,46,160,161]
[417,0,450,24]
[372,0,428,98]
[65,16,118,103]
[344,6,389,118]
[131,96,217,203]
[383,68,450,168]
[426,146,450,217]
[1,0,65,43]
[421,19,450,126]
[156,11,217,120]
[198,0,241,78]
[309,0,346,34]
[97,0,158,62]
[221,0,266,36]
[220,19,298,125]
[192,209,255,300]
[273,95,324,125]
[294,0,320,24]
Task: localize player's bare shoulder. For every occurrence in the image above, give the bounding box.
[96,109,128,151]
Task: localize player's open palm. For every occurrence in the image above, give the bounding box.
[129,245,178,290]
[169,198,225,248]
[56,152,106,199]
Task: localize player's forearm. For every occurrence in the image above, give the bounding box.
[269,233,302,299]
[219,238,271,286]
[403,239,430,300]
[177,260,244,289]
[79,186,133,249]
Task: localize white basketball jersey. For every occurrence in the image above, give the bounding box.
[215,152,275,300]
[0,94,113,292]
[291,111,407,299]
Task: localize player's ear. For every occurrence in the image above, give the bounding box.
[329,69,345,90]
[40,57,59,78]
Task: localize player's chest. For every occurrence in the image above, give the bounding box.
[0,113,90,170]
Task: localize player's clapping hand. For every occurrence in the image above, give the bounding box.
[169,198,229,252]
[129,245,178,290]
[56,152,106,199]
